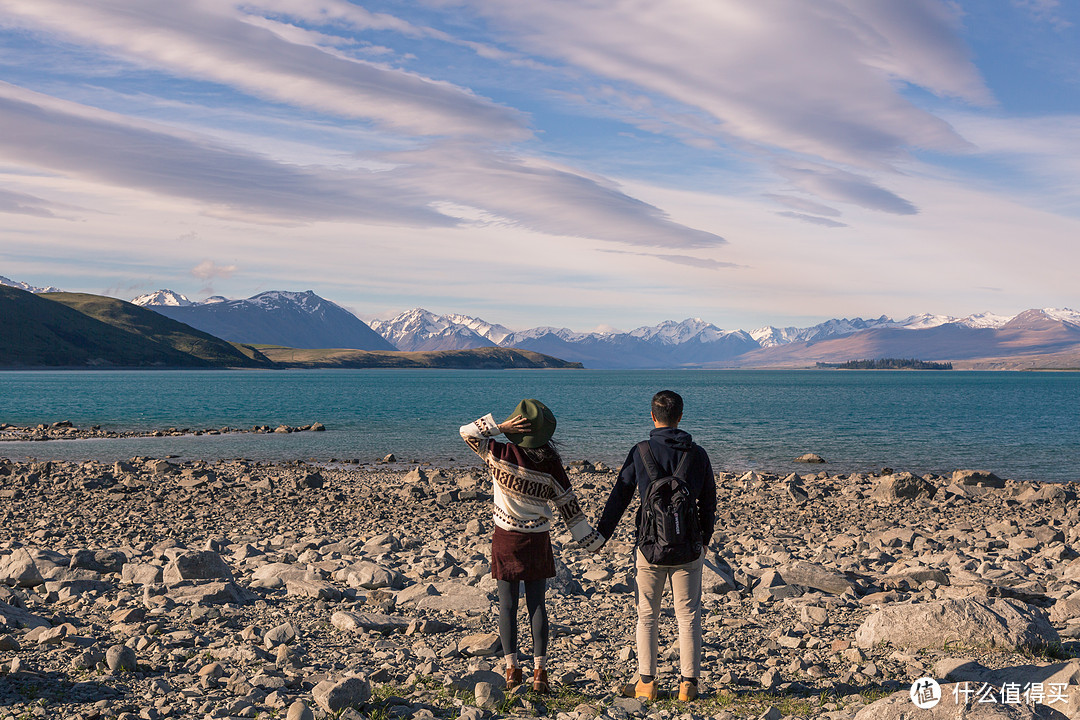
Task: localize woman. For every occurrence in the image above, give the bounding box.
[460,399,604,694]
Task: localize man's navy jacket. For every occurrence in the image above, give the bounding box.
[596,426,716,549]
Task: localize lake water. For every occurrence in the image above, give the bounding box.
[0,369,1077,482]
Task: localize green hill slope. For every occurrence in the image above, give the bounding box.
[42,292,271,368]
[0,286,268,368]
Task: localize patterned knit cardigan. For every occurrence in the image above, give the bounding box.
[460,414,604,552]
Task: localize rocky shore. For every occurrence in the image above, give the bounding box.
[0,422,326,442]
[1,456,1079,720]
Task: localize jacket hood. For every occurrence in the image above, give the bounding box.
[649,426,694,451]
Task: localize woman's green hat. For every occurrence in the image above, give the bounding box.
[503,398,556,448]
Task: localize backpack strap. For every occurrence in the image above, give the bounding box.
[636,440,660,482]
[672,449,692,481]
[637,440,692,482]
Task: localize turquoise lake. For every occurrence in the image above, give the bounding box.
[0,369,1076,482]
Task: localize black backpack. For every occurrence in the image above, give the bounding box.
[635,441,703,565]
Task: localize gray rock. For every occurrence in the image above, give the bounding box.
[794,453,826,463]
[0,599,50,629]
[162,550,234,584]
[287,700,315,720]
[873,472,934,501]
[332,610,413,634]
[854,682,1065,719]
[934,657,1080,711]
[417,582,491,613]
[106,644,137,672]
[120,562,163,585]
[760,668,781,691]
[953,470,1006,488]
[250,562,311,588]
[474,680,504,710]
[264,622,298,648]
[779,560,857,595]
[458,632,501,656]
[0,548,45,587]
[165,580,255,605]
[312,675,371,713]
[335,561,405,590]
[854,598,1058,652]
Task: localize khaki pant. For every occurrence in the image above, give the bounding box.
[634,548,704,679]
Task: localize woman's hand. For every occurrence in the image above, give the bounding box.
[498,415,531,435]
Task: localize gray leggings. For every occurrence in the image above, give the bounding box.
[497,579,548,658]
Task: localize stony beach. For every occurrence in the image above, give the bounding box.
[1,453,1079,720]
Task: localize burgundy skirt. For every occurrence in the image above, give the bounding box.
[491,526,556,581]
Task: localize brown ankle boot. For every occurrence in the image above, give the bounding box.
[505,666,523,690]
[532,668,550,694]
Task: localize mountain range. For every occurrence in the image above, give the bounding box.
[365,306,1080,369]
[0,285,578,369]
[9,276,1080,369]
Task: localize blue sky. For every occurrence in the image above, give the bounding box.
[0,0,1078,332]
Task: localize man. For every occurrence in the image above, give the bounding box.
[595,390,716,702]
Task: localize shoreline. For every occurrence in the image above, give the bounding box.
[1,456,1078,718]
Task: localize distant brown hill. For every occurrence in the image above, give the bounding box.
[717,312,1080,368]
[255,345,584,369]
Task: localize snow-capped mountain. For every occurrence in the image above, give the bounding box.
[131,289,196,307]
[445,313,514,345]
[751,316,897,348]
[371,311,760,367]
[369,308,496,351]
[0,275,61,294]
[143,290,394,351]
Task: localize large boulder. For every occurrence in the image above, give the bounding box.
[855,682,1069,720]
[0,548,70,587]
[935,657,1080,716]
[854,598,1058,652]
[163,551,234,584]
[872,473,934,502]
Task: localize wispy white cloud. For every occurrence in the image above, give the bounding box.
[0,82,450,226]
[776,212,848,228]
[191,259,237,281]
[385,143,725,249]
[0,0,528,139]
[0,82,721,248]
[448,0,989,212]
[0,186,64,218]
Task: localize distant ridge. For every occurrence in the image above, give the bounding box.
[0,287,580,370]
[143,290,395,351]
[0,286,269,368]
[0,275,61,294]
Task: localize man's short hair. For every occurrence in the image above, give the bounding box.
[651,390,683,425]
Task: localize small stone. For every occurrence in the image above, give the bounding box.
[794,453,826,463]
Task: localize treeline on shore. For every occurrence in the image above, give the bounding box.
[816,358,953,370]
